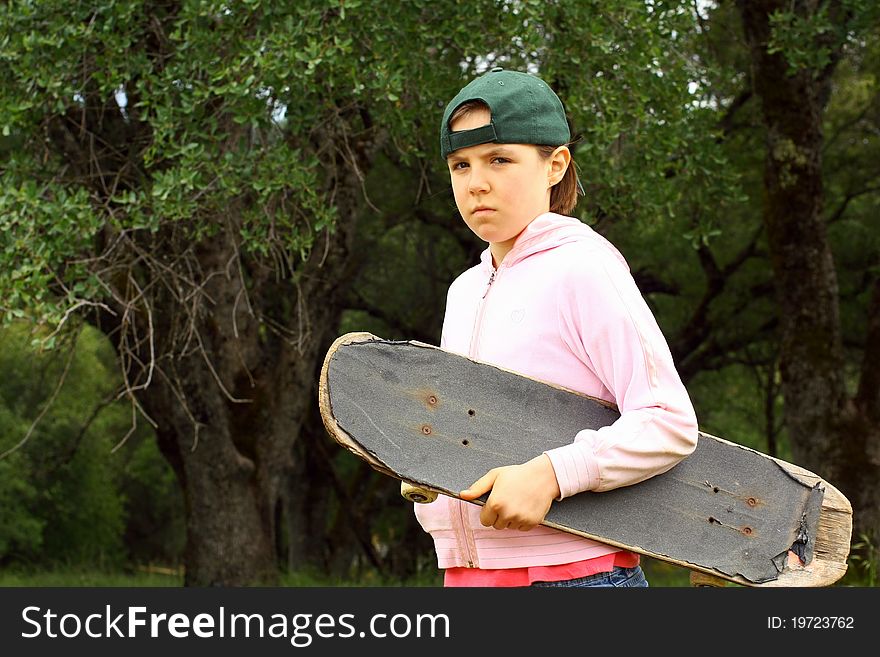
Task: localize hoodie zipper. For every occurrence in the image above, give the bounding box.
[458,265,499,568]
[468,267,498,360]
[483,269,496,297]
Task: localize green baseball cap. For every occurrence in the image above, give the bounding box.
[440,67,583,194]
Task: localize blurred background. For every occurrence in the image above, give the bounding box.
[0,0,877,587]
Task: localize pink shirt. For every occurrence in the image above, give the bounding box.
[444,551,640,587]
[414,212,698,570]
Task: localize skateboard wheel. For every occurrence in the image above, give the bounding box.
[401,481,438,504]
[689,571,728,587]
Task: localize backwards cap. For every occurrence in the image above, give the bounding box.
[439,67,571,160]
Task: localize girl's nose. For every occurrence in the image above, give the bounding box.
[468,166,490,193]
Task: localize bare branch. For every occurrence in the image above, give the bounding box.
[123,275,155,391]
[0,338,77,460]
[110,399,140,454]
[40,299,117,350]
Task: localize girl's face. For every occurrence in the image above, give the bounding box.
[446,107,569,264]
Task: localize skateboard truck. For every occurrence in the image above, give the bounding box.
[401,481,438,504]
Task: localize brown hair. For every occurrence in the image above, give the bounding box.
[448,101,580,216]
[537,145,580,215]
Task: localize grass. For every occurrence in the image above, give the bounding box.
[1,553,874,587]
[0,567,183,587]
[0,564,441,588]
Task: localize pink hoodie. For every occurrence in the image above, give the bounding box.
[414,212,699,569]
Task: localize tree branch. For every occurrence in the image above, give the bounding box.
[823,99,877,155]
[678,315,778,382]
[717,88,754,140]
[826,185,880,224]
[632,268,680,296]
[672,224,763,364]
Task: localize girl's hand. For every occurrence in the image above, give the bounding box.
[459,454,561,531]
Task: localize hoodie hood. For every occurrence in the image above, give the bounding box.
[479,212,630,271]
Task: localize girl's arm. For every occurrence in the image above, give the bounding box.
[545,248,699,497]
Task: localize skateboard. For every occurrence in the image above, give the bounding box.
[318,332,853,587]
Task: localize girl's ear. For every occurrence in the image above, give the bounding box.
[548,146,571,187]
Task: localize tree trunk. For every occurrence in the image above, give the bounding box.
[87,181,363,585]
[739,0,880,549]
[130,233,345,584]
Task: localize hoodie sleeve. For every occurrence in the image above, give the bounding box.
[543,247,699,496]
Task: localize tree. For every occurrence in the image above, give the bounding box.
[733,0,880,548]
[0,0,770,584]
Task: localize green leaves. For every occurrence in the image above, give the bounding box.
[0,180,102,333]
[768,0,880,76]
[1,0,862,345]
[768,4,837,74]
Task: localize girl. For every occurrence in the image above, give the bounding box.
[413,67,699,587]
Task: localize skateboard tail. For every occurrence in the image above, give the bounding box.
[774,482,824,571]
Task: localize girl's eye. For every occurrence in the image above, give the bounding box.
[452,162,468,170]
[491,157,510,165]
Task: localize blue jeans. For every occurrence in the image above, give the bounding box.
[530,565,649,588]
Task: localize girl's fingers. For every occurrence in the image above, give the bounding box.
[460,469,499,500]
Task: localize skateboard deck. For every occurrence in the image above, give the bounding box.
[318,332,853,587]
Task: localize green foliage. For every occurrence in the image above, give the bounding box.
[768,0,880,75]
[0,0,745,332]
[0,452,44,557]
[0,182,102,339]
[847,532,877,587]
[521,1,745,242]
[769,3,839,73]
[0,323,181,568]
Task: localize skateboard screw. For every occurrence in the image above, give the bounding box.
[468,409,476,416]
[742,526,753,535]
[747,497,757,507]
[427,395,437,406]
[462,439,469,446]
[421,424,432,435]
